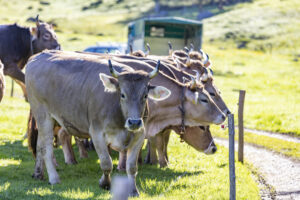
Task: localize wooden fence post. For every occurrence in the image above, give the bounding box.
[10,79,14,97]
[238,90,246,163]
[228,114,236,200]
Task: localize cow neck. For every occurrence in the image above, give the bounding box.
[31,38,39,55]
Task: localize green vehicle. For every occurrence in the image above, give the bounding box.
[128,17,203,55]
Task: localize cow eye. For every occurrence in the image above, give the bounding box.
[209,92,216,97]
[43,33,51,40]
[201,99,208,103]
[121,93,125,99]
[144,94,148,99]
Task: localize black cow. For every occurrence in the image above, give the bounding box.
[0,15,60,98]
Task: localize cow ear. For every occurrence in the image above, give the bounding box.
[148,85,171,101]
[99,73,118,93]
[30,27,38,39]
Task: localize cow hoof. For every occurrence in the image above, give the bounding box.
[49,176,60,185]
[117,166,126,172]
[159,162,168,168]
[150,160,158,165]
[65,159,77,165]
[129,188,140,197]
[32,173,44,180]
[99,176,111,190]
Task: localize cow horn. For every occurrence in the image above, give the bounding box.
[145,43,150,56]
[148,60,160,79]
[190,43,194,52]
[168,41,173,56]
[192,70,200,82]
[129,44,133,55]
[189,75,197,89]
[184,47,189,53]
[209,68,214,75]
[175,58,181,69]
[201,68,208,82]
[36,14,40,27]
[108,59,120,78]
[186,54,191,66]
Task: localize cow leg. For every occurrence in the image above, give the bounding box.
[90,131,112,190]
[14,79,27,101]
[75,137,88,159]
[138,148,143,165]
[126,135,144,197]
[58,128,77,164]
[156,131,168,168]
[163,130,171,162]
[117,151,127,172]
[144,140,151,164]
[149,137,158,165]
[33,107,60,184]
[3,63,27,99]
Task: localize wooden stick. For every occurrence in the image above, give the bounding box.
[238,90,246,163]
[10,79,14,97]
[228,114,236,200]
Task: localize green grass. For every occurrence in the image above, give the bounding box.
[203,46,300,136]
[0,88,260,199]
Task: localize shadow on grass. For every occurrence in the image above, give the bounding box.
[0,140,201,199]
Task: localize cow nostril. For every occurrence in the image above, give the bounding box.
[221,115,226,120]
[212,146,217,154]
[137,120,142,126]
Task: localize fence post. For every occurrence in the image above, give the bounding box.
[228,114,236,200]
[238,90,246,163]
[10,79,14,97]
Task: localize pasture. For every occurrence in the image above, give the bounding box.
[0,0,300,199]
[0,85,260,199]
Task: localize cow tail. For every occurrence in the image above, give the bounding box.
[27,110,38,158]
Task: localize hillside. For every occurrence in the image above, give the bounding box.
[0,0,299,135]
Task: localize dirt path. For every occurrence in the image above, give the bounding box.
[244,128,300,144]
[215,138,300,200]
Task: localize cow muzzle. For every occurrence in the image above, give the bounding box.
[204,140,217,155]
[213,113,226,125]
[125,118,144,132]
[55,44,61,50]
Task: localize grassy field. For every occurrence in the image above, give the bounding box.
[0,0,299,135]
[0,85,260,200]
[0,0,300,198]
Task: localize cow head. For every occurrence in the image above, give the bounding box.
[31,15,61,54]
[100,60,171,132]
[184,79,226,125]
[180,126,217,154]
[195,68,231,116]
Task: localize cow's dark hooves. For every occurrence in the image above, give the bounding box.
[32,173,44,180]
[65,160,77,165]
[129,189,140,197]
[99,178,111,190]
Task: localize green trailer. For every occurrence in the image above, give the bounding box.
[128,17,203,55]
